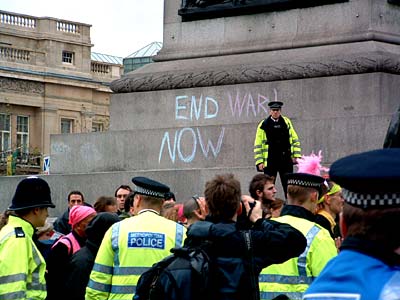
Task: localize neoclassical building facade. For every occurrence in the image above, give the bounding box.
[0,10,123,173]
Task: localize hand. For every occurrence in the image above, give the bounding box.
[193,197,208,221]
[257,163,264,172]
[241,195,262,223]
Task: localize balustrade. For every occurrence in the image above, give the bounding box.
[0,11,36,28]
[57,21,79,34]
[91,62,111,74]
[0,46,30,62]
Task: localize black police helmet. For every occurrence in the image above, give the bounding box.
[9,176,55,211]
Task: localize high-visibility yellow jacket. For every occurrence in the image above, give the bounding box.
[259,214,337,300]
[0,215,47,300]
[254,116,301,167]
[85,210,186,300]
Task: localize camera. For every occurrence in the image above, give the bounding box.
[237,200,256,229]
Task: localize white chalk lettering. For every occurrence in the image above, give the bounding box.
[175,94,219,121]
[175,95,188,120]
[159,127,225,163]
[190,95,203,120]
[197,127,225,158]
[159,131,178,163]
[177,128,197,163]
[204,97,218,119]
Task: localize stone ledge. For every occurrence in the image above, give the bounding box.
[111,42,400,93]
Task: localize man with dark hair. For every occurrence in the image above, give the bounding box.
[249,173,278,218]
[260,173,337,299]
[254,100,301,196]
[86,177,186,300]
[54,190,85,234]
[0,176,56,299]
[304,148,400,300]
[114,184,132,216]
[181,173,307,300]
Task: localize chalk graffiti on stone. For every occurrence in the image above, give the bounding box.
[175,95,218,121]
[228,91,272,118]
[158,127,225,163]
[159,89,278,163]
[51,142,71,153]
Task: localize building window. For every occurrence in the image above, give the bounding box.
[92,122,104,132]
[16,115,29,161]
[61,118,74,134]
[62,51,74,64]
[0,113,11,160]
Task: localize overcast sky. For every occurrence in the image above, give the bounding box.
[1,0,164,57]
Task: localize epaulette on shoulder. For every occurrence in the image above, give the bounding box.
[14,227,25,238]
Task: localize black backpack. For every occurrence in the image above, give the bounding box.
[133,242,214,300]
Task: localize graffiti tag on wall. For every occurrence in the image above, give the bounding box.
[159,89,278,163]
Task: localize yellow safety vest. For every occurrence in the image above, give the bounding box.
[259,215,337,300]
[254,116,301,167]
[0,215,47,299]
[86,210,186,300]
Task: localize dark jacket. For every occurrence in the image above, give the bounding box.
[158,217,306,300]
[53,209,70,235]
[64,213,120,300]
[45,230,86,300]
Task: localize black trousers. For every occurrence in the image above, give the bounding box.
[263,153,293,198]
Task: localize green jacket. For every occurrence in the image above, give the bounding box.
[86,211,186,300]
[259,214,337,299]
[0,215,47,299]
[254,115,301,167]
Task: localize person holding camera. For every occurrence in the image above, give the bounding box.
[182,173,307,300]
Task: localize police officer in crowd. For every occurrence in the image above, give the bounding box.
[0,176,56,299]
[260,173,337,299]
[254,100,301,196]
[304,148,400,300]
[86,177,186,300]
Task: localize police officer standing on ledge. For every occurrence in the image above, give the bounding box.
[304,148,400,300]
[86,176,186,300]
[254,101,301,196]
[0,176,56,299]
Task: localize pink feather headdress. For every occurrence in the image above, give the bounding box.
[296,150,329,176]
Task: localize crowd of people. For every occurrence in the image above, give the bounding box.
[0,98,399,300]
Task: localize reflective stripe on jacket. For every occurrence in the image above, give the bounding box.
[254,115,301,167]
[0,215,47,299]
[259,215,337,300]
[85,211,186,300]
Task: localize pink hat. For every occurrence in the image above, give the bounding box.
[69,205,96,227]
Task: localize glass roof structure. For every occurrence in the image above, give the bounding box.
[126,42,162,58]
[91,52,123,65]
